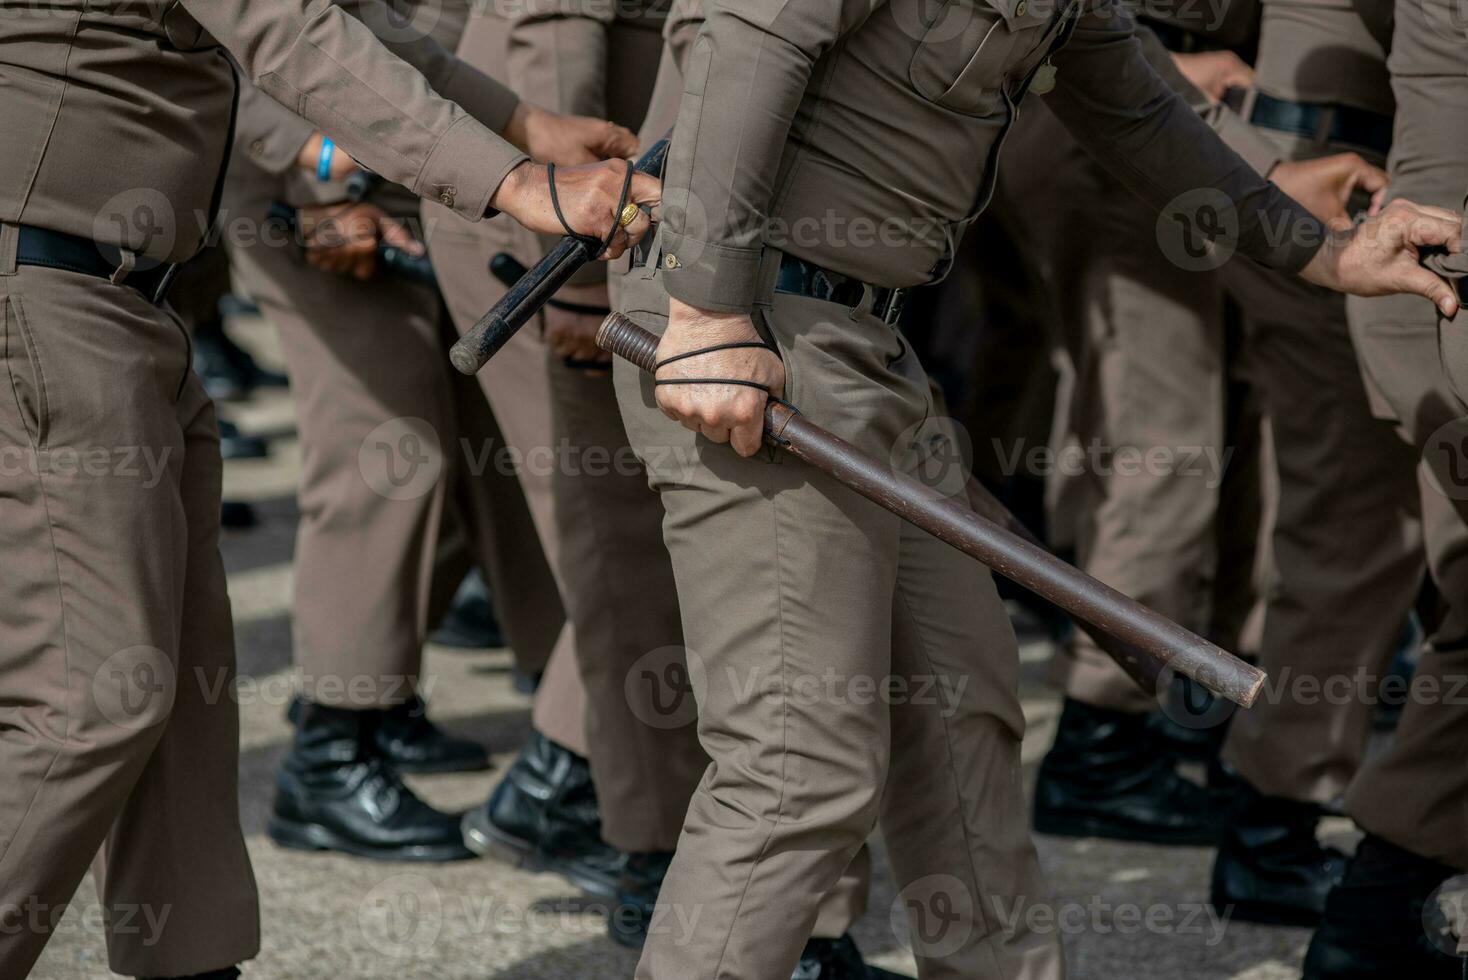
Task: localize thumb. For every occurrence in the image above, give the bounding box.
[378,216,424,256]
[598,123,640,159]
[1399,263,1460,318]
[590,120,639,160]
[1352,162,1389,197]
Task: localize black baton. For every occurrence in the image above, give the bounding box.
[448,137,670,376]
[265,201,437,286]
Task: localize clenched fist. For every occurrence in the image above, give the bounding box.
[654,299,785,458]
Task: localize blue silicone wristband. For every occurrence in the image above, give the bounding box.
[316,138,335,182]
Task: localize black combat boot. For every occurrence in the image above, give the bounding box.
[795,934,905,979]
[286,696,489,774]
[1032,698,1225,845]
[461,730,624,898]
[1210,785,1347,925]
[269,701,472,862]
[1302,833,1464,979]
[373,696,490,774]
[428,569,504,650]
[606,850,675,949]
[140,970,241,980]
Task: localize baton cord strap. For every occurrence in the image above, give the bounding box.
[652,341,800,416]
[547,160,637,259]
[654,341,774,370]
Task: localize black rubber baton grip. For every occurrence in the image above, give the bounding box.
[449,138,670,376]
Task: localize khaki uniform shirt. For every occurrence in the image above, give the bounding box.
[0,0,528,263]
[658,0,1324,314]
[1255,0,1393,116]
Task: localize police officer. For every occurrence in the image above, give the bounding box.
[426,3,888,974]
[1197,0,1433,930]
[610,2,1458,977]
[221,0,621,864]
[1304,0,1468,972]
[1026,9,1287,847]
[422,0,709,889]
[0,0,655,975]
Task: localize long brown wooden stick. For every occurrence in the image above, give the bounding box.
[598,312,1263,707]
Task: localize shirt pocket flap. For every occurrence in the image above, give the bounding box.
[907,0,1044,114]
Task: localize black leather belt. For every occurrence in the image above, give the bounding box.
[1248,91,1393,157]
[15,225,178,304]
[775,253,908,327]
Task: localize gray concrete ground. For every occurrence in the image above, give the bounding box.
[30,318,1326,980]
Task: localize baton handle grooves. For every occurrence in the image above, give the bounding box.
[449,138,671,376]
[596,312,1265,708]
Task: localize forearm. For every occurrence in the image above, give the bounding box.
[1048,11,1322,272]
[188,0,526,219]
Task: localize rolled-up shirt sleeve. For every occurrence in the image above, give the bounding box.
[186,0,528,220]
[660,0,880,312]
[1047,7,1324,273]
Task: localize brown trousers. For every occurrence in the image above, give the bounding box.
[1343,49,1468,870]
[1218,129,1426,807]
[1013,103,1263,713]
[0,252,259,977]
[423,209,709,853]
[222,163,565,710]
[615,246,1062,980]
[426,209,874,925]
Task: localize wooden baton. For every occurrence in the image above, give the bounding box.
[597,311,1265,708]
